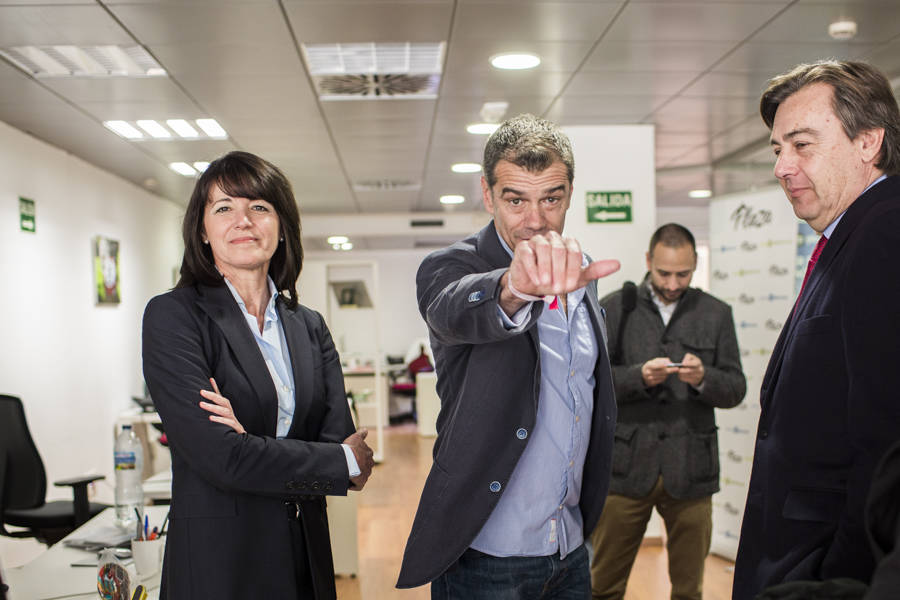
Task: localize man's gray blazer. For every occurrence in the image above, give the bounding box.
[396,221,617,588]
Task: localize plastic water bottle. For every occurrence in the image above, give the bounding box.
[114,425,144,531]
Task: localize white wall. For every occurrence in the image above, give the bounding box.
[563,125,657,300]
[0,120,183,503]
[301,249,432,360]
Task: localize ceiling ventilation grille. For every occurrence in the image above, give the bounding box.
[0,45,165,78]
[353,179,421,192]
[302,42,444,101]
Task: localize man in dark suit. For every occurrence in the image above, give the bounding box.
[397,114,620,598]
[733,60,900,599]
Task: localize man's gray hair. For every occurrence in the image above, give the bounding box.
[482,114,575,189]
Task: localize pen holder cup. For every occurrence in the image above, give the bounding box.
[131,537,164,580]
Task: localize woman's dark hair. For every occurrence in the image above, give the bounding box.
[177,151,303,308]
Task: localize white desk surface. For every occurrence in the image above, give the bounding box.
[5,506,168,600]
[142,470,172,503]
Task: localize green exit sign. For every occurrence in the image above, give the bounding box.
[19,197,35,233]
[586,191,632,223]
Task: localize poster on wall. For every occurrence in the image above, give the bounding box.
[708,187,799,560]
[93,235,121,305]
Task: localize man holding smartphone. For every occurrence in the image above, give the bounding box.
[589,223,746,600]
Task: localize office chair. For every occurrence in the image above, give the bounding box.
[0,394,109,546]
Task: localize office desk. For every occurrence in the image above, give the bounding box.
[5,506,168,600]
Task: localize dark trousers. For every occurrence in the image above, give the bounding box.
[432,544,591,600]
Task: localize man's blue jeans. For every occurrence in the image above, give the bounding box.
[431,544,591,600]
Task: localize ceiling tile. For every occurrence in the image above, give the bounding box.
[453,2,623,42]
[0,5,132,45]
[605,2,790,42]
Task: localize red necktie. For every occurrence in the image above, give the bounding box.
[799,235,828,299]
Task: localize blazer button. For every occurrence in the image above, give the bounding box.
[311,481,320,491]
[759,429,769,439]
[516,428,528,440]
[489,481,502,493]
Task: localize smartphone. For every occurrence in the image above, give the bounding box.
[666,362,683,368]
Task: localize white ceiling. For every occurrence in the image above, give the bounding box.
[1,0,899,251]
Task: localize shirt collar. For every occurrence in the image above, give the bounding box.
[823,174,887,239]
[222,275,280,324]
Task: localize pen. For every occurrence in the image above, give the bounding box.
[143,514,149,540]
[134,507,143,540]
[149,526,159,541]
[159,511,169,536]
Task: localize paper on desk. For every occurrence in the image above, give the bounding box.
[64,524,131,551]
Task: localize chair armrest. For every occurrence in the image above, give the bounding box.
[53,475,105,526]
[53,474,105,487]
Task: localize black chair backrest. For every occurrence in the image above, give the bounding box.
[0,395,47,512]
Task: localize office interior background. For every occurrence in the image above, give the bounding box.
[2,0,900,597]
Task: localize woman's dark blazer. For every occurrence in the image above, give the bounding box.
[142,282,355,600]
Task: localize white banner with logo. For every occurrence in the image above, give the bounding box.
[708,187,801,559]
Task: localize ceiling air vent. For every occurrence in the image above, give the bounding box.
[353,179,420,192]
[315,73,439,99]
[302,42,444,101]
[410,219,444,228]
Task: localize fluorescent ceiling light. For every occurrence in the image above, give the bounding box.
[688,189,712,199]
[167,119,199,138]
[196,119,227,138]
[452,163,482,173]
[490,53,540,70]
[0,45,165,78]
[136,120,171,139]
[467,123,500,135]
[169,162,197,177]
[340,242,353,251]
[327,235,349,245]
[103,120,143,139]
[440,195,465,205]
[193,162,210,172]
[302,42,444,75]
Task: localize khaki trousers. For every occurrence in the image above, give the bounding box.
[589,477,712,600]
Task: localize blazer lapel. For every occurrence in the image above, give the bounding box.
[760,177,893,407]
[196,283,278,436]
[279,300,315,440]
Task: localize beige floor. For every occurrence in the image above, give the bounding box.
[0,426,735,599]
[336,425,735,600]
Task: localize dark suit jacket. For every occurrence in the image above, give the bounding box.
[396,221,617,588]
[602,280,745,500]
[142,282,355,600]
[733,175,900,599]
[864,439,900,599]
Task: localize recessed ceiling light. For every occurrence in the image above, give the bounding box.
[440,195,465,205]
[466,123,499,135]
[828,19,857,40]
[169,162,197,177]
[688,189,713,199]
[136,119,171,139]
[195,118,227,138]
[193,162,210,172]
[167,119,199,138]
[340,242,353,251]
[490,52,540,70]
[103,118,227,141]
[327,235,349,245]
[103,120,143,139]
[451,163,481,173]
